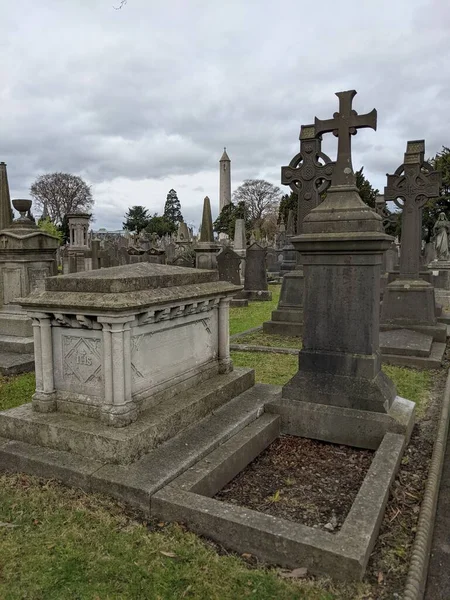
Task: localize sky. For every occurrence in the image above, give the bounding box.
[0,0,449,230]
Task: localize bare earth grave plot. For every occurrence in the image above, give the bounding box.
[215,435,374,533]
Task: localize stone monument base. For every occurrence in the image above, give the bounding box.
[229,298,248,308]
[380,277,447,368]
[263,270,304,337]
[379,329,446,369]
[0,378,412,582]
[0,311,34,375]
[0,368,254,465]
[235,290,272,302]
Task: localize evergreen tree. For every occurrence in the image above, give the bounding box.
[163,189,183,226]
[213,201,250,239]
[123,206,150,233]
[278,192,297,228]
[145,214,177,237]
[355,167,378,209]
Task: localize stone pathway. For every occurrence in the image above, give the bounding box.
[425,426,450,599]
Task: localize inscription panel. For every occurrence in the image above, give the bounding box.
[2,268,22,305]
[131,311,218,394]
[53,327,103,396]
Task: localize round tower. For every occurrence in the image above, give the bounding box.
[219,148,231,212]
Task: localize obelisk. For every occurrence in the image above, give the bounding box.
[0,162,12,231]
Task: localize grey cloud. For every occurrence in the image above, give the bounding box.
[0,0,448,228]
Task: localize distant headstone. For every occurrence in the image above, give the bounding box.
[235,242,271,301]
[234,219,246,250]
[381,140,446,362]
[217,246,241,285]
[177,221,190,244]
[147,247,166,264]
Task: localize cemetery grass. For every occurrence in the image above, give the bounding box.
[229,284,280,335]
[0,372,35,411]
[0,472,359,600]
[233,331,301,349]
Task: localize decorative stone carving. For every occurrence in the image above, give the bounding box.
[19,263,239,427]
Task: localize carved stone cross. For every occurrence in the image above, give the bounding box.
[281,124,334,233]
[314,90,377,187]
[384,140,441,279]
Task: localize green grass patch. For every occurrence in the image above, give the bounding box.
[0,373,35,411]
[0,473,369,600]
[383,365,432,418]
[231,351,298,386]
[234,331,301,349]
[232,351,433,417]
[229,285,280,336]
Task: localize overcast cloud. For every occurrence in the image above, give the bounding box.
[0,0,448,229]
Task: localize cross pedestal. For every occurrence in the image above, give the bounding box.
[380,141,446,368]
[278,91,414,448]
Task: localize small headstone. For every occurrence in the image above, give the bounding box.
[217,246,241,285]
[235,242,271,301]
[234,219,246,250]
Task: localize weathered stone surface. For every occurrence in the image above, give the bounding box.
[263,271,304,337]
[0,352,34,376]
[266,396,414,449]
[0,162,12,231]
[233,219,246,250]
[0,368,255,464]
[199,196,214,243]
[217,247,241,286]
[284,90,397,414]
[381,141,443,367]
[380,329,433,358]
[47,262,218,293]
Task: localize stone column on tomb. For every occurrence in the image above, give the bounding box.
[218,298,233,373]
[263,124,334,337]
[380,141,446,347]
[31,313,57,413]
[282,90,398,414]
[98,316,136,427]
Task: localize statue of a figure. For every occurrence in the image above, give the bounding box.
[433,212,450,261]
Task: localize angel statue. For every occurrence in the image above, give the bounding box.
[433,212,450,261]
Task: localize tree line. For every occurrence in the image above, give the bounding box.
[23,146,450,244]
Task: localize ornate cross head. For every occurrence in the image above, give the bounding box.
[385,139,441,210]
[314,90,377,187]
[281,124,334,204]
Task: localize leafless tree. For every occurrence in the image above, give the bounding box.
[232,179,282,231]
[30,172,93,225]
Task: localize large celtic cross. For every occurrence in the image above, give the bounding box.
[314,90,377,187]
[385,140,441,279]
[281,124,334,233]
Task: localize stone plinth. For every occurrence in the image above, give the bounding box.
[0,211,59,374]
[281,90,413,448]
[380,141,446,368]
[17,263,240,428]
[263,270,304,337]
